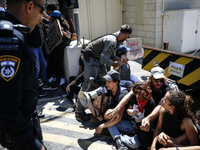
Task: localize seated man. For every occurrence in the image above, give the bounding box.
[61,55,84,104]
[86,70,129,150]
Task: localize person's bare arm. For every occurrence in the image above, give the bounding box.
[78,65,83,75]
[42,11,50,19]
[107,91,133,121]
[95,107,125,134]
[151,107,165,149]
[140,105,162,131]
[159,146,200,150]
[127,105,138,117]
[111,59,126,68]
[181,117,199,146]
[66,80,76,94]
[169,133,187,145]
[102,96,109,113]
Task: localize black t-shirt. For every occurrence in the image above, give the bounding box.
[61,22,71,46]
[128,93,155,118]
[162,110,184,137]
[27,25,42,47]
[152,84,172,105]
[105,86,128,109]
[105,86,129,119]
[79,54,84,72]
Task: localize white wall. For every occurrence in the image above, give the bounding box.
[123,0,200,49]
[78,0,122,40]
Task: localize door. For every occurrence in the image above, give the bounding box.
[182,9,199,53]
[78,0,122,40]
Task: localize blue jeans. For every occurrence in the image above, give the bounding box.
[76,57,107,112]
[121,134,141,149]
[120,80,133,90]
[108,120,135,140]
[30,47,49,89]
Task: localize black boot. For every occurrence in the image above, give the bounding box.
[75,111,90,121]
[114,136,129,150]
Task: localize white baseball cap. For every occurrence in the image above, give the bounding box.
[151,66,166,79]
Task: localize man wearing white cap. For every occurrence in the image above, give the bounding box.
[147,66,171,106]
[135,66,172,148]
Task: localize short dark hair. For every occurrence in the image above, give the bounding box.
[120,24,132,34]
[116,51,126,57]
[112,78,121,86]
[46,4,57,11]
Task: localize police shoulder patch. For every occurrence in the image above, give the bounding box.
[0,55,20,81]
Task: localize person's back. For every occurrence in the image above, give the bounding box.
[117,63,131,80]
[162,110,185,137]
[86,33,119,58]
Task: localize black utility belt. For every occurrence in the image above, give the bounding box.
[81,49,97,62]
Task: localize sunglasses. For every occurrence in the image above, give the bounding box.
[26,0,44,14]
[153,78,165,83]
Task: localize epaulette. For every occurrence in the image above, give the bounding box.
[13,24,30,34]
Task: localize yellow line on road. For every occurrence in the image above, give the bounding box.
[43,132,113,150]
[40,118,96,135]
[41,109,100,123]
[42,109,75,118]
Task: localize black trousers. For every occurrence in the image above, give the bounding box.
[47,43,65,78]
[0,111,44,150]
[134,122,154,148]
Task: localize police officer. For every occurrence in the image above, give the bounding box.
[0,0,45,150]
[75,24,132,121]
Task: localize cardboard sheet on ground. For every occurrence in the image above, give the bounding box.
[125,37,144,60]
[45,19,63,54]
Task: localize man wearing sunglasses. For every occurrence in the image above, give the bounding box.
[0,0,45,150]
[136,66,172,148]
[147,66,171,106]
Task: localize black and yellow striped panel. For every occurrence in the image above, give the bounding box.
[142,46,200,90]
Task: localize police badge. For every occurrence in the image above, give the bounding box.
[0,55,20,82]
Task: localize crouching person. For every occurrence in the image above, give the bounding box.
[82,70,129,149]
